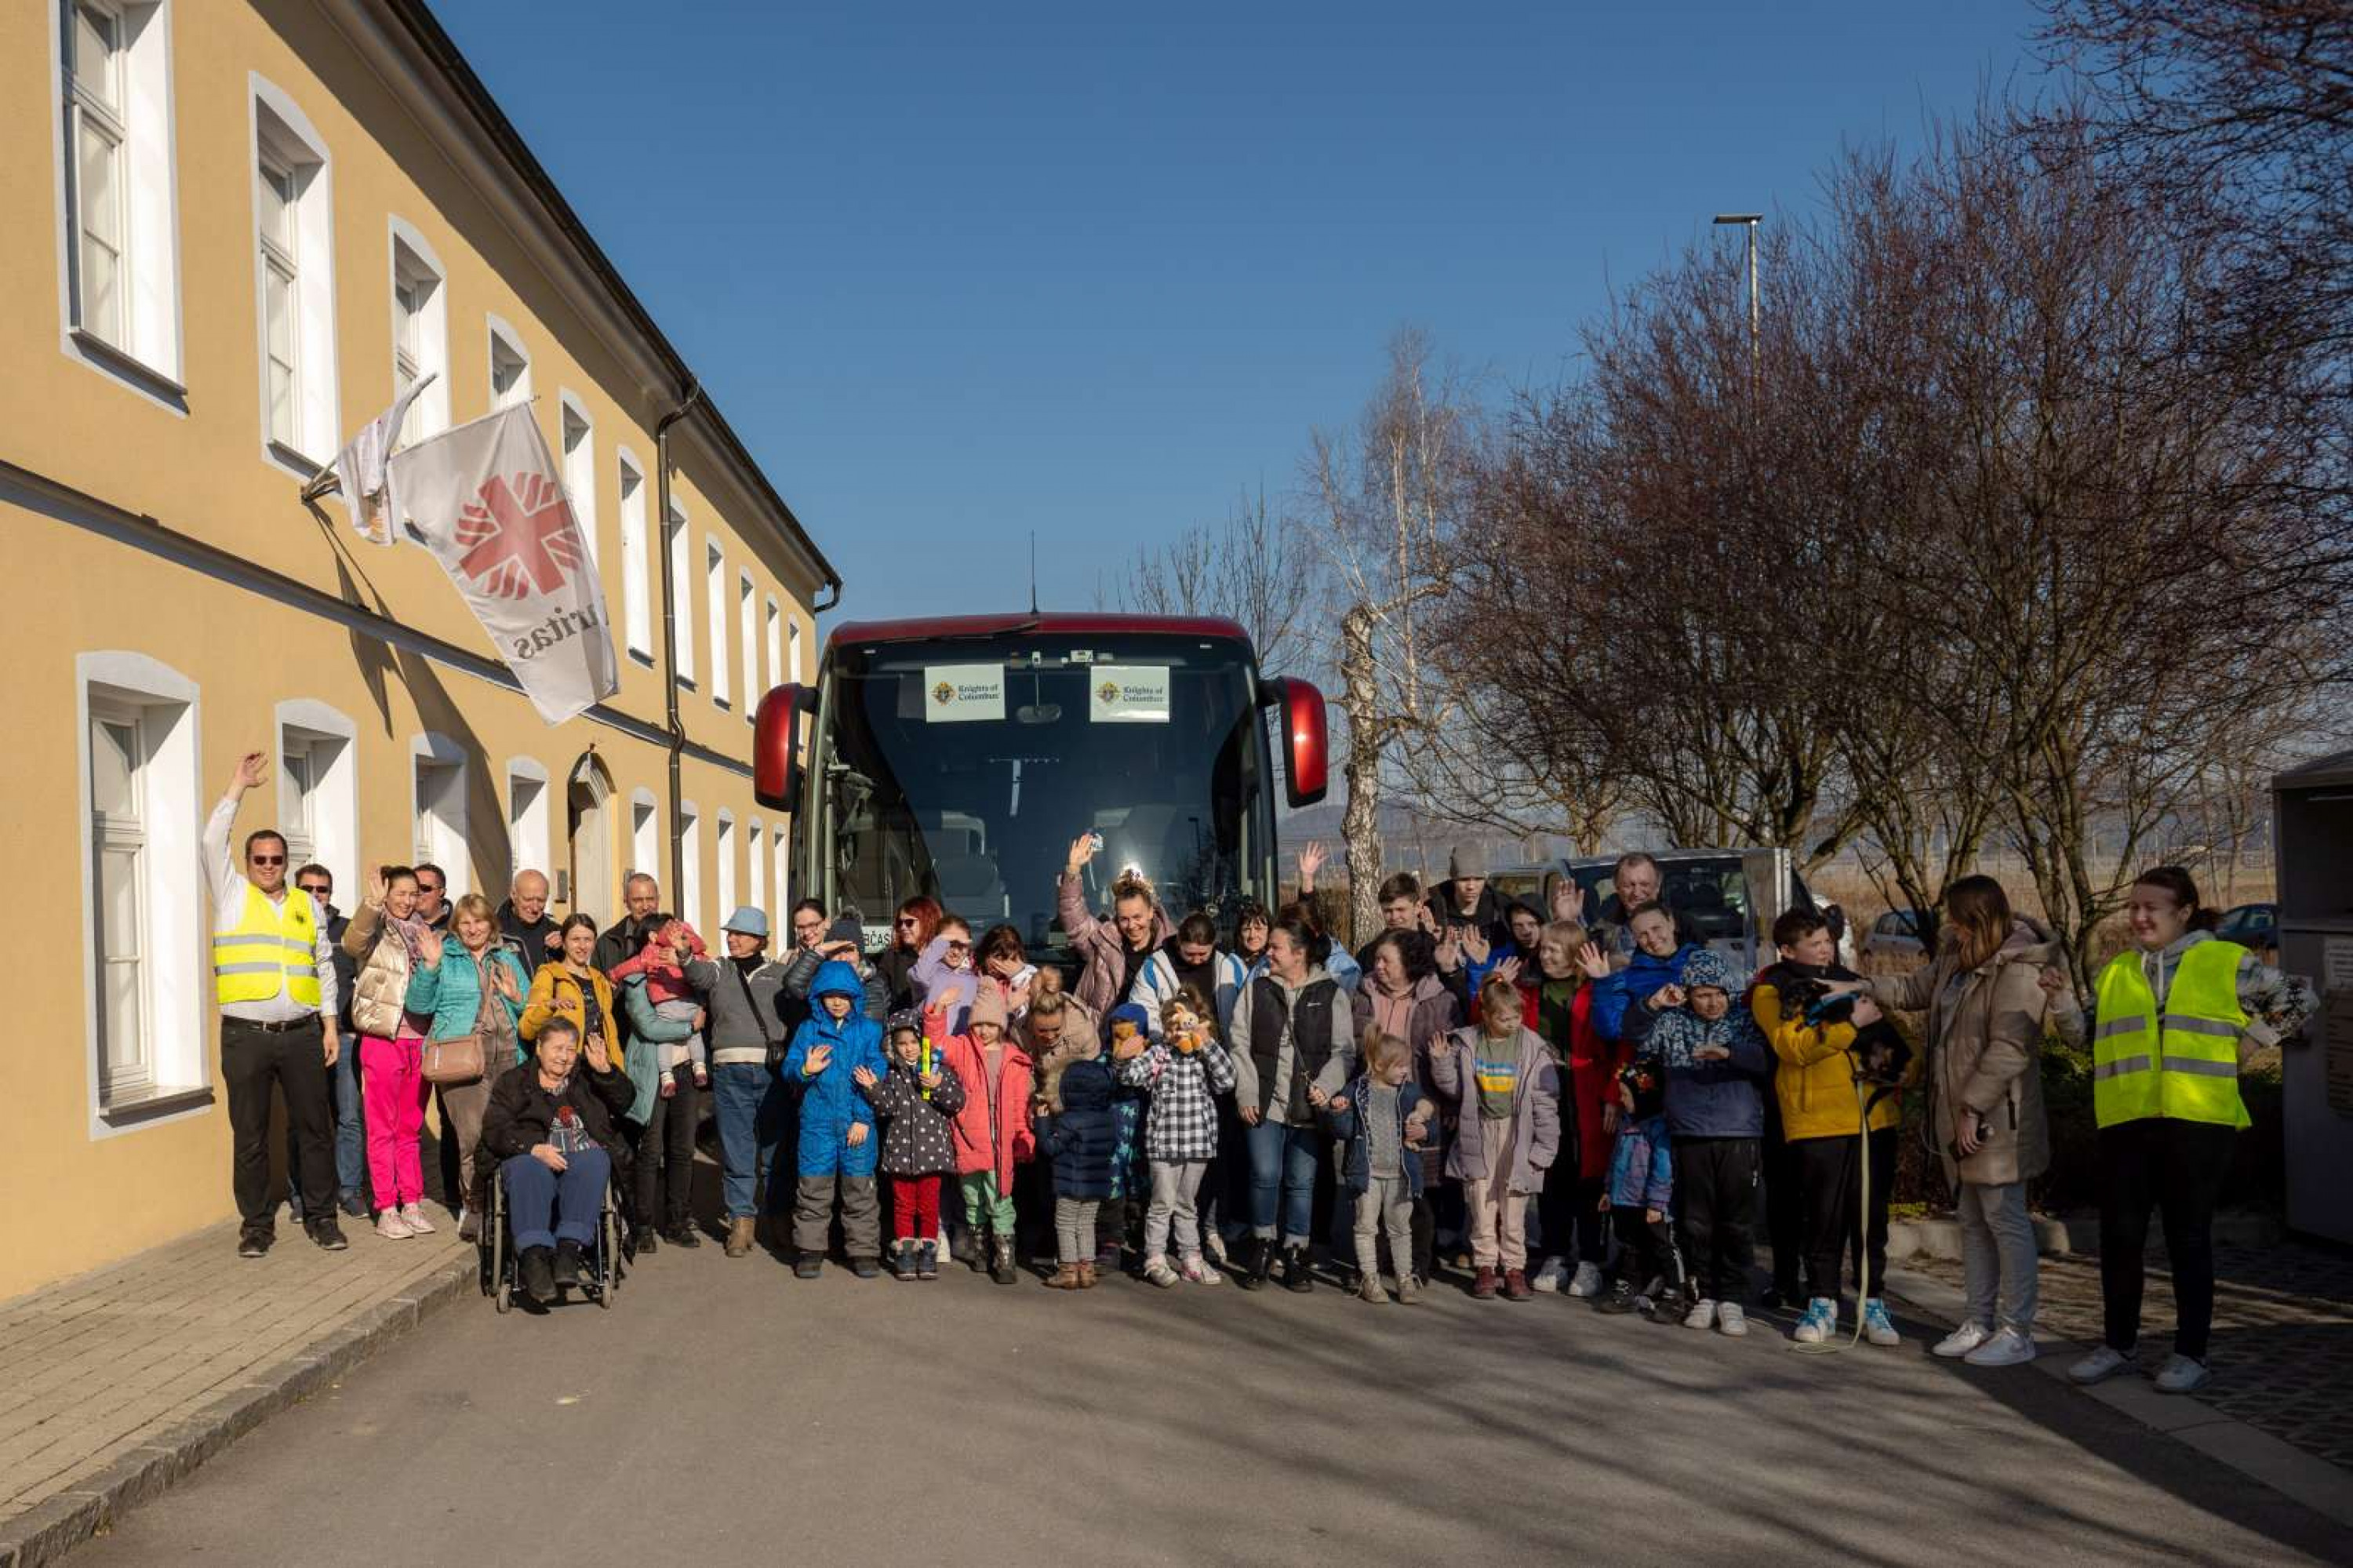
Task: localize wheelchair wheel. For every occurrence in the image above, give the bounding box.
[489,1173,513,1314]
[595,1192,620,1309]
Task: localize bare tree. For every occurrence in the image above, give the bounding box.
[1106,486,1317,678]
[1306,329,1482,945]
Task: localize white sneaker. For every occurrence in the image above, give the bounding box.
[1531,1255,1569,1293]
[1792,1297,1838,1344]
[2068,1344,2137,1385]
[1716,1302,1749,1337]
[1683,1297,1718,1330]
[375,1210,413,1240]
[1932,1322,1991,1359]
[1181,1255,1222,1286]
[1566,1260,1604,1298]
[2153,1353,2210,1395]
[1963,1326,2038,1368]
[399,1203,436,1235]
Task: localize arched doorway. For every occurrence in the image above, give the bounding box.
[566,751,615,924]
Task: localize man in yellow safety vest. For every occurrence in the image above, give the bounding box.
[205,751,346,1258]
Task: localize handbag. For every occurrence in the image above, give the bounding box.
[730,961,785,1071]
[423,953,508,1085]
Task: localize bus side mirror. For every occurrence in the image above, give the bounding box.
[754,683,815,811]
[1264,678,1329,808]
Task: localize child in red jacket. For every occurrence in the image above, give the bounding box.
[927,985,1035,1286]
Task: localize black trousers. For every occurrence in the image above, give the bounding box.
[1795,1126,1897,1303]
[634,1063,700,1229]
[1760,1101,1804,1295]
[2099,1118,2237,1361]
[222,1017,333,1231]
[1672,1136,1759,1301]
[1610,1202,1687,1298]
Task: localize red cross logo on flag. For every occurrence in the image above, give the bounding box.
[455,471,584,600]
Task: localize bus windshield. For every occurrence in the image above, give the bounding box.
[817,634,1272,957]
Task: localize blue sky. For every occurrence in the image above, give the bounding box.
[438,0,2049,627]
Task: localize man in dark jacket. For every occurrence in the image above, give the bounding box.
[593,873,664,974]
[1355,871,1426,974]
[497,869,564,972]
[1426,842,1509,948]
[289,864,368,1220]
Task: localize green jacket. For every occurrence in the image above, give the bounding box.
[402,944,532,1069]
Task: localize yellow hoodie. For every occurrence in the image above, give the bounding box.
[1751,974,1905,1141]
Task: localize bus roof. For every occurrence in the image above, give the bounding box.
[827,612,1253,648]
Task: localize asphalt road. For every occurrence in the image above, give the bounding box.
[74,1231,2353,1568]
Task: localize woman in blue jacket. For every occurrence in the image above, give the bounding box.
[404,893,532,1241]
[781,961,890,1279]
[1588,904,1703,1049]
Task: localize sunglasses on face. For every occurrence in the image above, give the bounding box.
[297,883,330,897]
[417,884,444,896]
[249,854,285,868]
[896,918,920,930]
[947,940,970,952]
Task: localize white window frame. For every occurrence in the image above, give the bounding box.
[706,540,731,708]
[558,391,598,568]
[628,786,658,882]
[616,448,651,662]
[772,824,789,922]
[737,570,759,721]
[787,619,803,685]
[764,595,783,693]
[715,809,736,927]
[678,800,703,933]
[387,216,449,440]
[667,503,695,686]
[275,700,357,896]
[506,756,550,881]
[486,314,530,410]
[77,652,205,1134]
[249,76,336,474]
[409,733,470,900]
[54,0,184,405]
[746,813,766,919]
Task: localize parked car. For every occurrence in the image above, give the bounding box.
[1860,908,1929,964]
[1489,849,1854,970]
[2213,901,2278,963]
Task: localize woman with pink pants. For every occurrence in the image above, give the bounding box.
[342,866,435,1239]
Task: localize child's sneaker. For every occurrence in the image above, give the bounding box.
[849,1256,881,1280]
[1530,1255,1568,1293]
[1358,1271,1387,1305]
[1933,1321,1992,1359]
[399,1203,435,1235]
[1501,1268,1534,1303]
[1716,1302,1750,1337]
[1683,1297,1718,1330]
[1471,1266,1500,1300]
[889,1242,916,1281]
[1395,1271,1422,1305]
[1180,1254,1221,1286]
[916,1241,940,1280]
[1793,1297,1838,1344]
[1566,1260,1604,1298]
[1861,1299,1900,1347]
[374,1210,412,1241]
[1144,1256,1181,1289]
[1595,1279,1638,1315]
[793,1253,824,1279]
[1043,1262,1081,1290]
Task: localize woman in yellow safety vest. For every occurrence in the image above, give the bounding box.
[2050,867,2314,1397]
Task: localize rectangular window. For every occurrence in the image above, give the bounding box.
[388,226,449,438]
[773,825,789,918]
[765,596,783,692]
[629,792,656,880]
[61,1,179,387]
[746,817,766,917]
[253,89,335,465]
[716,813,736,924]
[489,321,529,409]
[257,155,298,450]
[413,749,468,898]
[679,803,702,933]
[89,700,151,1103]
[561,400,597,566]
[738,571,758,719]
[619,456,650,660]
[280,740,318,870]
[508,765,547,878]
[667,506,694,684]
[787,620,803,686]
[277,708,355,894]
[68,3,126,349]
[707,541,730,708]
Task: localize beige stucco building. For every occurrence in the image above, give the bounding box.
[0,0,838,1297]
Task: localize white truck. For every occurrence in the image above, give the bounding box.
[1487,846,1853,972]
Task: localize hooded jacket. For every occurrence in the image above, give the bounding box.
[1227,965,1355,1125]
[1326,1071,1431,1199]
[933,985,1038,1187]
[780,960,891,1178]
[1057,871,1175,1018]
[859,1052,969,1177]
[1871,918,2056,1186]
[1033,1055,1121,1199]
[1428,1023,1563,1192]
[1128,941,1250,1038]
[1642,949,1770,1140]
[1751,959,1908,1142]
[1589,940,1705,1049]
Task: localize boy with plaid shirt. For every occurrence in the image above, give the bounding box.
[1114,989,1236,1286]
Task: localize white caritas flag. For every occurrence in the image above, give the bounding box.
[330,373,435,545]
[387,402,619,724]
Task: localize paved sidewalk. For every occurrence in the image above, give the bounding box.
[0,1215,473,1566]
[1897,1240,2353,1474]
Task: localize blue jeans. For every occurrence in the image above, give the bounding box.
[711,1063,791,1221]
[1246,1119,1322,1246]
[286,1034,369,1214]
[502,1148,610,1252]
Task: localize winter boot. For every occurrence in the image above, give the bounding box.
[1358,1270,1387,1305]
[1235,1235,1271,1292]
[1077,1260,1100,1290]
[916,1240,940,1280]
[1282,1245,1315,1293]
[989,1231,1019,1286]
[1043,1261,1081,1290]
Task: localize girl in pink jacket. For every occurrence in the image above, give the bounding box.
[928,985,1035,1287]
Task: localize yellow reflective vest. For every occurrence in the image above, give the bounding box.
[2090,941,2249,1130]
[213,883,322,1009]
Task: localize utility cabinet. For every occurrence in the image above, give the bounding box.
[2273,750,2353,1244]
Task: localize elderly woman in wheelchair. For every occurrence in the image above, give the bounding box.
[479,1017,634,1305]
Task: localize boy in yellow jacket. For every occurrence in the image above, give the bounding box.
[1751,909,1912,1347]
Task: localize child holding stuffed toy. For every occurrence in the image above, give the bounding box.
[1033,1047,1120,1289]
[1595,1056,1686,1320]
[1327,1028,1435,1304]
[1753,909,1911,1346]
[1114,988,1237,1286]
[854,1009,968,1281]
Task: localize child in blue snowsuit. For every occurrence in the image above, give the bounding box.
[782,959,891,1279]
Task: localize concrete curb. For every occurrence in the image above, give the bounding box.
[0,1253,477,1568]
[1880,1265,2353,1531]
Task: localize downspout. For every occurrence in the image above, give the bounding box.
[654,378,704,908]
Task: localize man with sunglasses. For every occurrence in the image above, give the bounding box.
[285,863,370,1221]
[412,864,453,933]
[204,751,346,1257]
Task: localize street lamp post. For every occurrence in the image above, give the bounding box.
[1712,212,1762,374]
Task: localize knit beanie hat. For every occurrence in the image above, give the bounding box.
[1680,948,1741,995]
[968,984,1009,1032]
[1449,842,1489,879]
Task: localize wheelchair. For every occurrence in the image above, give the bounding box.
[480,1155,624,1313]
